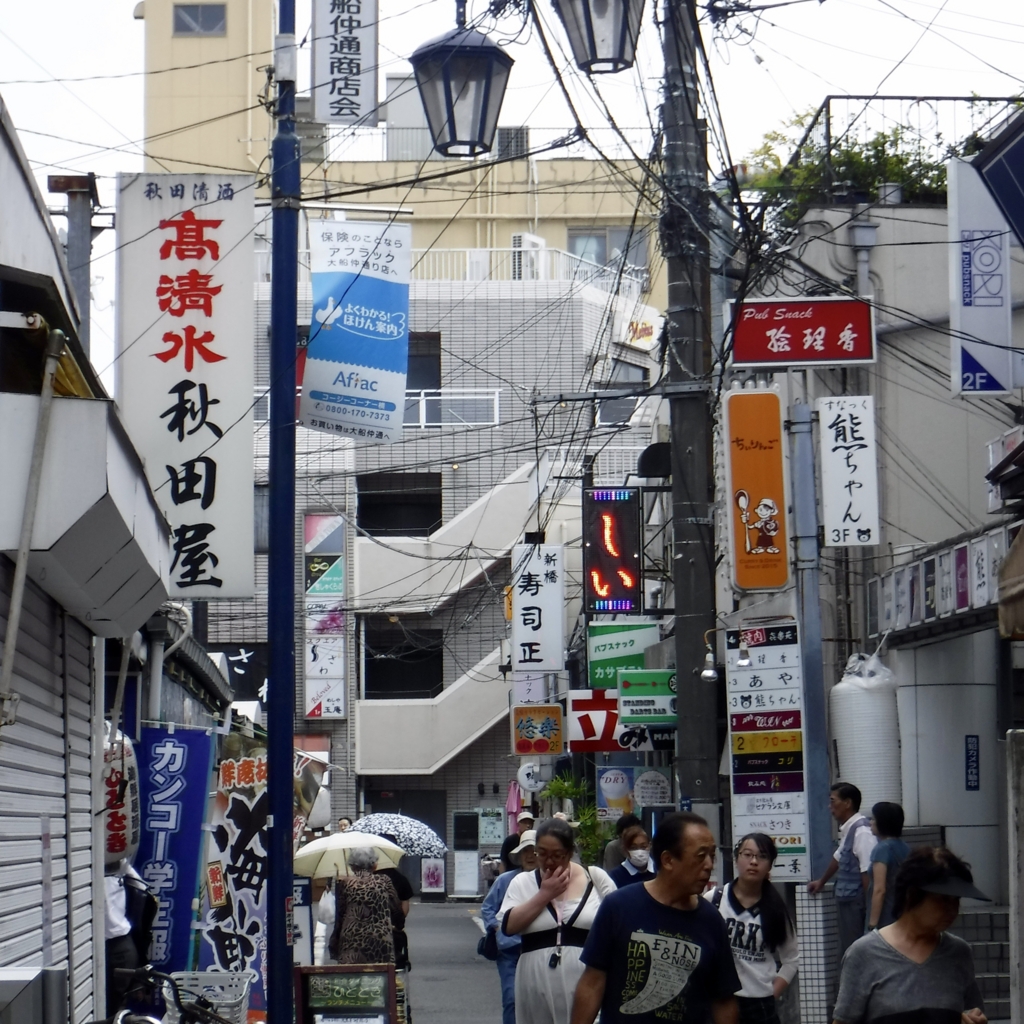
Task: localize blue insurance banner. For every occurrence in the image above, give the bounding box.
[134,726,214,970]
[300,220,412,443]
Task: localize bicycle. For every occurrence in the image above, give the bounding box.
[84,965,235,1024]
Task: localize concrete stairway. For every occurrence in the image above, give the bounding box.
[949,906,1010,1021]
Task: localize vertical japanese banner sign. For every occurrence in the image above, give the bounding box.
[135,727,214,971]
[726,624,809,880]
[723,389,789,590]
[511,545,566,672]
[816,395,880,547]
[304,514,346,718]
[116,173,255,597]
[312,0,379,124]
[301,220,411,443]
[198,737,269,1018]
[947,159,1014,395]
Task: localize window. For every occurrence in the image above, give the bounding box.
[568,226,649,270]
[404,333,442,427]
[253,485,269,553]
[597,359,648,426]
[173,4,227,35]
[362,617,443,699]
[356,472,442,537]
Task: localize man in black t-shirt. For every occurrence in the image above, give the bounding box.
[500,810,534,872]
[572,812,740,1024]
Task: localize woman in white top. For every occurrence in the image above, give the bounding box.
[708,832,798,1024]
[500,818,615,1024]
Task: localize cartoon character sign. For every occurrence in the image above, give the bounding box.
[736,491,781,554]
[725,390,790,590]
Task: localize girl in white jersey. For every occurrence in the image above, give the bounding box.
[707,832,799,1024]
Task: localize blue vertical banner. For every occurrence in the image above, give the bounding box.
[300,220,412,443]
[135,726,214,971]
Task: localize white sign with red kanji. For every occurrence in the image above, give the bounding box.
[511,545,565,672]
[567,689,673,753]
[116,173,255,597]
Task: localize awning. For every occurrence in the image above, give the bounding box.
[999,527,1024,637]
[0,393,170,636]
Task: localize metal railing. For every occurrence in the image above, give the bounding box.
[320,125,657,163]
[255,246,647,299]
[253,387,501,429]
[404,389,501,428]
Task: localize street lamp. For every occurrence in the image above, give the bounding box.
[410,2,514,157]
[551,0,645,74]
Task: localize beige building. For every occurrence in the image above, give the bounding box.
[135,0,274,175]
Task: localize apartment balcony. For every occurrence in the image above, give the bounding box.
[255,247,647,303]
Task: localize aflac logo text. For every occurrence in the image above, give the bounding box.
[332,370,379,392]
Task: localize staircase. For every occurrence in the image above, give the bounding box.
[949,906,1010,1021]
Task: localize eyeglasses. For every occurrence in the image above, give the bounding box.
[737,851,770,863]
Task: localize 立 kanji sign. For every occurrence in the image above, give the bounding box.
[116,174,254,597]
[729,297,875,368]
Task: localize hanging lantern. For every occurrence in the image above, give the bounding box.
[551,0,644,74]
[410,23,514,157]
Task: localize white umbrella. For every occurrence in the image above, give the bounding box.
[294,830,405,878]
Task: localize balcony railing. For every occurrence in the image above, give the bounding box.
[257,247,647,300]
[253,387,501,429]
[404,389,500,428]
[318,125,656,163]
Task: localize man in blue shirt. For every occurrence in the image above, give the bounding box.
[481,829,538,1024]
[571,812,740,1024]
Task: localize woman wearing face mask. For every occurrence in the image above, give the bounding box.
[707,833,798,1024]
[608,825,656,888]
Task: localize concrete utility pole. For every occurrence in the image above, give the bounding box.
[267,2,299,1020]
[663,2,718,826]
[47,174,99,357]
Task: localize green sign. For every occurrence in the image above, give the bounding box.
[587,621,660,687]
[307,971,388,1010]
[617,669,677,726]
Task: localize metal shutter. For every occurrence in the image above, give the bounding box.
[0,561,96,1021]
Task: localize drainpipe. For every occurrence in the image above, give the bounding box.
[0,322,66,731]
[146,604,192,725]
[849,214,878,298]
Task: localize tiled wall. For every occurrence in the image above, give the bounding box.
[795,884,839,1024]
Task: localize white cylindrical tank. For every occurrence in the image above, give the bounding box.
[829,654,902,815]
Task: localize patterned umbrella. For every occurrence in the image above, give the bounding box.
[348,813,448,858]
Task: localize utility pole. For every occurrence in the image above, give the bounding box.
[663,2,718,826]
[267,3,299,1020]
[790,401,835,879]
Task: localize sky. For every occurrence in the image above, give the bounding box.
[1,0,1023,386]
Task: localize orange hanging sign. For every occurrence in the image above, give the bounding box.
[724,389,790,591]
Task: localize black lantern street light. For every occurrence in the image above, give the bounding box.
[551,0,644,74]
[410,1,515,157]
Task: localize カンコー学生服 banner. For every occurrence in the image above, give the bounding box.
[300,221,411,443]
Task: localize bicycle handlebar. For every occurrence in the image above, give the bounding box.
[103,967,235,1024]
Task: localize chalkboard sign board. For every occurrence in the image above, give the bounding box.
[293,964,398,1024]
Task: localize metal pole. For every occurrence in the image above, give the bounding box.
[268,4,299,1020]
[664,2,717,825]
[789,402,833,879]
[66,188,93,357]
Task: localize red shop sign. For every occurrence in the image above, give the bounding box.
[730,297,875,367]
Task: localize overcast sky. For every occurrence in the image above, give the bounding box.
[1,0,1022,385]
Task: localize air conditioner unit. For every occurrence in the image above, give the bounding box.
[511,232,546,281]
